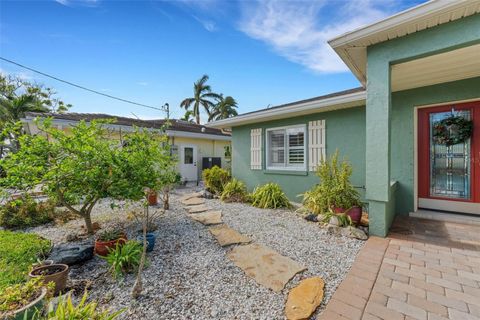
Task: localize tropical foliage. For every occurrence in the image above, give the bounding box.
[180,75,221,124]
[34,291,124,320]
[301,150,360,215]
[202,166,230,195]
[250,183,291,209]
[0,75,71,158]
[220,178,248,203]
[0,277,52,314]
[0,196,55,229]
[208,95,238,122]
[0,231,51,290]
[101,241,143,279]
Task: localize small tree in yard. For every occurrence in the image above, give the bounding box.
[1,119,119,234]
[112,129,178,299]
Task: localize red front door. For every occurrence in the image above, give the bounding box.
[418,101,480,214]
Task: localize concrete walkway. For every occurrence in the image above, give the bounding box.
[319,217,480,320]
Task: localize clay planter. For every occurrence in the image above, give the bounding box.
[94,234,127,256]
[147,191,158,206]
[7,287,47,320]
[333,207,345,214]
[29,264,69,295]
[346,206,362,225]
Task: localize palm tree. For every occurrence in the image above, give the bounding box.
[180,110,195,123]
[209,95,238,122]
[180,75,221,124]
[0,95,49,123]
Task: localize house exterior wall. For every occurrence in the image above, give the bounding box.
[366,14,480,236]
[391,76,480,215]
[231,106,366,201]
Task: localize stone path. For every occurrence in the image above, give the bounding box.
[208,224,251,246]
[318,217,480,320]
[181,192,309,295]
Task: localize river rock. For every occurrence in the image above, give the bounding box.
[49,241,94,266]
[285,277,325,320]
[341,226,368,240]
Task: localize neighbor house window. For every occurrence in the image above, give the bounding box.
[266,125,306,170]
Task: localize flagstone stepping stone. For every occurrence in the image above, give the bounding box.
[188,205,210,214]
[179,192,203,202]
[227,243,306,292]
[181,197,205,206]
[285,277,324,320]
[208,224,251,247]
[189,211,222,225]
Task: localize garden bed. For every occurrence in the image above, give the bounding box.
[26,187,364,319]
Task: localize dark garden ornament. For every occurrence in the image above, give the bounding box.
[432,112,473,147]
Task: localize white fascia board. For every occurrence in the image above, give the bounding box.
[328,0,470,48]
[208,90,366,129]
[21,116,231,141]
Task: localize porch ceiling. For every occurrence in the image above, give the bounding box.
[391,43,480,92]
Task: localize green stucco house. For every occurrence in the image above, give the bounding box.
[210,1,480,236]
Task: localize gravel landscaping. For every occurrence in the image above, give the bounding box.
[29,186,364,319]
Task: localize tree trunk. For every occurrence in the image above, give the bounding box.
[83,213,94,235]
[163,190,169,210]
[132,206,148,299]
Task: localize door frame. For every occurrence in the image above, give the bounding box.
[179,144,198,182]
[414,99,480,214]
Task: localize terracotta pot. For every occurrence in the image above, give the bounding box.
[333,206,345,214]
[94,234,127,256]
[147,191,158,206]
[346,206,362,225]
[7,287,47,320]
[29,264,69,295]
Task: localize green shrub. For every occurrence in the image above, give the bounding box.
[0,196,55,229]
[101,240,143,279]
[0,231,51,290]
[220,178,248,202]
[33,291,124,320]
[320,210,353,227]
[0,277,52,314]
[202,166,230,195]
[301,150,360,214]
[250,183,291,209]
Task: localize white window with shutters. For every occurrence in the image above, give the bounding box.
[250,128,262,170]
[265,124,306,171]
[308,120,326,171]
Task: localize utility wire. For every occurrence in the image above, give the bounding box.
[0,57,164,111]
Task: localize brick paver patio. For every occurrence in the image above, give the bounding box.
[318,216,480,320]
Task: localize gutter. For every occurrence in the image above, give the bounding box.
[209,90,366,129]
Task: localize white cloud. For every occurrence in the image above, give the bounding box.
[193,15,217,32]
[137,81,149,86]
[55,0,100,7]
[238,0,392,73]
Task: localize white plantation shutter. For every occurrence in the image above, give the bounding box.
[250,128,262,170]
[308,120,325,171]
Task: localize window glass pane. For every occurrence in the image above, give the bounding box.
[288,128,304,147]
[268,130,285,167]
[288,149,304,164]
[184,147,193,164]
[287,128,304,166]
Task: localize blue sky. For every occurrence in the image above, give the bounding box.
[0,0,424,121]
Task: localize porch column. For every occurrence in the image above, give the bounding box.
[365,53,392,237]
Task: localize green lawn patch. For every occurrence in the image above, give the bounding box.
[0,231,51,291]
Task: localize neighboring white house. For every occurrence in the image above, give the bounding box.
[22,112,232,183]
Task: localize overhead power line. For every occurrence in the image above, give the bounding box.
[0,57,164,112]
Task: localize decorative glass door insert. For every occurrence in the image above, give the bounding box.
[429,110,471,200]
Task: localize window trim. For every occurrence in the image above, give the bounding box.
[265,124,307,171]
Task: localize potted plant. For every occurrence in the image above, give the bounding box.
[28,264,69,296]
[94,229,127,257]
[147,189,158,206]
[128,207,163,253]
[0,278,50,320]
[31,259,54,270]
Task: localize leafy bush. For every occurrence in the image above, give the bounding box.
[0,231,51,290]
[301,150,360,214]
[101,240,143,279]
[0,196,55,229]
[202,166,230,195]
[0,278,52,314]
[220,178,248,202]
[320,210,353,227]
[250,183,291,209]
[33,291,124,320]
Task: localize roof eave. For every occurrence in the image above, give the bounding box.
[209,90,366,129]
